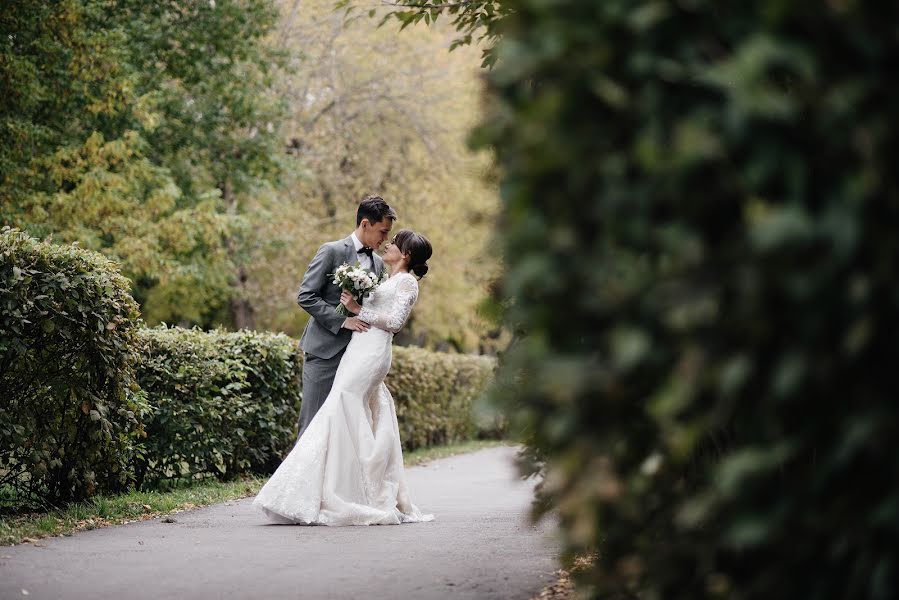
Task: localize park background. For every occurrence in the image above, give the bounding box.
[3,1,897,599]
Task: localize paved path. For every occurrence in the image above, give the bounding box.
[0,446,559,599]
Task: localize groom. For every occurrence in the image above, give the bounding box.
[295,195,397,438]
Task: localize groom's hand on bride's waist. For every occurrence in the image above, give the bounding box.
[342,317,371,332]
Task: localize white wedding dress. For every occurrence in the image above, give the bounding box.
[253,272,434,526]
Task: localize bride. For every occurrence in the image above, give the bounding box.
[253,229,435,526]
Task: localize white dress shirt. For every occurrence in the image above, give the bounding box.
[350,232,373,271]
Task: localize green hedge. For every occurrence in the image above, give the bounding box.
[388,346,499,451]
[135,329,499,485]
[0,228,146,508]
[134,326,302,486]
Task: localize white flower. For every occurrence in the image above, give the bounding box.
[331,262,383,307]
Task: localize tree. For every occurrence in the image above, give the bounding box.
[245,0,501,351]
[119,0,287,327]
[1,0,286,327]
[1,0,227,324]
[1,0,136,210]
[371,0,507,67]
[2,0,501,347]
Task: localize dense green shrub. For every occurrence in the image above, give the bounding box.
[135,326,302,485]
[0,228,146,508]
[481,1,899,599]
[389,346,498,451]
[135,329,495,483]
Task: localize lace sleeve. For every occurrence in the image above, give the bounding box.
[358,274,419,333]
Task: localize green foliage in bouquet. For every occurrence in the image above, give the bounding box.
[135,326,302,486]
[480,1,899,598]
[0,228,146,508]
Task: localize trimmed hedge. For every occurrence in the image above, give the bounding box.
[0,228,146,508]
[134,326,302,486]
[135,329,498,485]
[388,346,498,451]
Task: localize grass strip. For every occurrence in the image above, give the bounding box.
[405,439,509,466]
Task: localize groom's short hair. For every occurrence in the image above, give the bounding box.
[357,195,397,226]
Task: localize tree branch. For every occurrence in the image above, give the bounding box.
[379,0,481,9]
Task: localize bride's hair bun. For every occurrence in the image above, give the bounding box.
[392,229,433,279]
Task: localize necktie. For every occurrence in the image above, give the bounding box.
[358,247,373,259]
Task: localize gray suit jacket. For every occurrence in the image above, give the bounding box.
[297,235,385,359]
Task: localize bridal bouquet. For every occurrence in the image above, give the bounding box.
[331,262,386,317]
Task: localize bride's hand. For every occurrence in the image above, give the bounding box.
[340,290,362,314]
[341,317,370,332]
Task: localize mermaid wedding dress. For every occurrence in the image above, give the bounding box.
[253,272,434,525]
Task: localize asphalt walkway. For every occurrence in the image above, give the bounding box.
[0,445,558,600]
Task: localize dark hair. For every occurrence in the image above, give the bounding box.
[392,229,433,279]
[356,195,397,226]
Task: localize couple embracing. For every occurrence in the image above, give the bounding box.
[253,195,435,526]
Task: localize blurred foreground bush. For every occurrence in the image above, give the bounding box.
[481,1,899,598]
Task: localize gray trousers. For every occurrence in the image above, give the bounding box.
[297,348,346,439]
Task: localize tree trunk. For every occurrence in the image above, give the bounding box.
[221,178,256,330]
[229,266,256,331]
